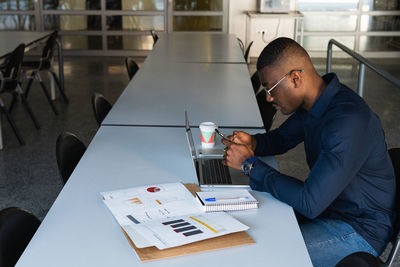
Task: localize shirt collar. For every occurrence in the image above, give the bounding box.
[308,73,340,118]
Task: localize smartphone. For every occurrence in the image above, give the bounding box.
[215,129,236,144]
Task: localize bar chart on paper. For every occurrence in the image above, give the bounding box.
[130,213,246,249]
[163,218,206,237]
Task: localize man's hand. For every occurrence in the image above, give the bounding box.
[223,142,255,171]
[221,131,257,151]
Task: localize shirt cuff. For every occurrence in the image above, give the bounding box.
[248,160,274,192]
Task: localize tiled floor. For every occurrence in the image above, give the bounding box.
[0,55,399,263]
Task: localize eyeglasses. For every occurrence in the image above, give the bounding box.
[256,69,304,96]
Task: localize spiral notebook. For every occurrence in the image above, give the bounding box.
[195,190,259,212]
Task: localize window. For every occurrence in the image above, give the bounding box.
[0,0,228,55]
[298,0,400,56]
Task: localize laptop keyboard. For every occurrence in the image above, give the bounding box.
[202,159,232,184]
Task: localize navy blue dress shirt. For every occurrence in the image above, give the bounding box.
[250,73,396,254]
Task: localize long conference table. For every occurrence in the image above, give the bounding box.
[103,60,263,128]
[103,33,263,128]
[16,33,312,267]
[146,33,246,63]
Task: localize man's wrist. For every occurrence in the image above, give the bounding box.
[251,135,257,151]
[241,156,259,176]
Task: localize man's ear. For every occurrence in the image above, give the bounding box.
[292,71,302,88]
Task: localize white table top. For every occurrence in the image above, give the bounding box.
[148,33,246,63]
[0,31,50,58]
[103,61,263,128]
[16,126,311,267]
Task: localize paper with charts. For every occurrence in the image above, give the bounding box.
[101,182,249,250]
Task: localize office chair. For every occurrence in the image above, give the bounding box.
[251,71,276,131]
[150,30,159,46]
[237,38,253,62]
[251,69,261,91]
[335,252,381,267]
[237,37,244,54]
[0,43,40,146]
[244,41,254,62]
[91,92,112,127]
[125,57,139,80]
[335,147,400,267]
[56,131,87,184]
[385,147,400,266]
[22,31,69,115]
[0,207,40,267]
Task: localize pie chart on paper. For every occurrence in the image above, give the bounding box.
[147,187,161,193]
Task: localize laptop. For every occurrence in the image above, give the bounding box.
[185,111,249,188]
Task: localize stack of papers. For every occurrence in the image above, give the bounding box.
[101,183,249,250]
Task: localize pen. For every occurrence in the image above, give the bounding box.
[215,129,238,144]
[205,197,249,202]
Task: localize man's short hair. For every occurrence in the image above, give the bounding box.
[256,37,307,71]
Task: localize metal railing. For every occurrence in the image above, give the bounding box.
[326,39,400,97]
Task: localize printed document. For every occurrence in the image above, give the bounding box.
[101,182,249,250]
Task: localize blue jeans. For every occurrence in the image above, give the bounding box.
[299,218,378,267]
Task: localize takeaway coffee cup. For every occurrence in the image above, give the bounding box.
[199,122,217,148]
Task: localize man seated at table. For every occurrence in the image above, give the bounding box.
[222,37,396,266]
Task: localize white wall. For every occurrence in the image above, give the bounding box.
[228,0,258,43]
[228,0,298,59]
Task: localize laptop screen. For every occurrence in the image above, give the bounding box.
[185,111,197,158]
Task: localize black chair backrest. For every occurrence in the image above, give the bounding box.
[2,43,25,80]
[92,92,112,126]
[237,37,244,54]
[0,207,40,267]
[42,31,58,60]
[251,71,276,131]
[388,148,400,238]
[335,252,381,267]
[251,69,261,91]
[237,38,253,62]
[384,147,400,266]
[56,132,87,184]
[125,57,139,80]
[150,30,158,44]
[244,41,254,62]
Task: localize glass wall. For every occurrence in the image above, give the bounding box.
[298,0,400,56]
[106,0,164,11]
[174,0,222,11]
[0,0,34,10]
[0,14,35,30]
[0,0,36,30]
[173,16,222,31]
[43,0,100,10]
[106,15,164,31]
[0,0,227,55]
[170,0,226,32]
[43,15,101,31]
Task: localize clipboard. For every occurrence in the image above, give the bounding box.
[121,183,255,262]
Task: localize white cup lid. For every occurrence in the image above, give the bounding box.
[199,122,217,132]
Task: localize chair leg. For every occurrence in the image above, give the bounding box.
[0,102,25,146]
[50,71,69,104]
[39,81,58,115]
[19,93,40,129]
[24,71,35,98]
[8,92,18,113]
